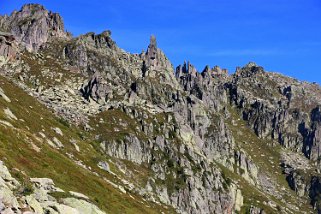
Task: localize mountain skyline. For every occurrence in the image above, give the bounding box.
[1,3,321,213]
[1,0,321,84]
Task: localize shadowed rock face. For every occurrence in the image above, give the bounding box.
[1,3,321,214]
[0,32,17,61]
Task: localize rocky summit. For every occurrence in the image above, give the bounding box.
[0,3,321,214]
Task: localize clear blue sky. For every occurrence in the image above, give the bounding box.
[1,0,321,83]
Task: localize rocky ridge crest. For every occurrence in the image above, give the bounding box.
[0,4,321,214]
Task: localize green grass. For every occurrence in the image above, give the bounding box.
[2,47,316,214]
[215,161,277,213]
[224,105,314,213]
[0,76,175,214]
[19,49,84,91]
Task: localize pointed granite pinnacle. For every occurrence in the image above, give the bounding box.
[150,35,157,49]
[146,35,158,62]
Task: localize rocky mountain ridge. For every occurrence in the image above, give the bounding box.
[0,3,321,214]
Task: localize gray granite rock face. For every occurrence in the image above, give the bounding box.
[2,3,321,214]
[0,161,105,214]
[249,206,266,214]
[0,4,69,52]
[144,35,172,72]
[227,63,321,162]
[0,32,17,61]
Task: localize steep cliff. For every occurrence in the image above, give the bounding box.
[0,4,320,214]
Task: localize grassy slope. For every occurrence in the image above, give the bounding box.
[0,75,174,214]
[223,106,314,214]
[1,45,316,213]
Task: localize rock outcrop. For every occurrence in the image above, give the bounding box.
[0,31,17,62]
[144,35,172,72]
[0,161,105,214]
[0,4,69,52]
[227,63,321,162]
[0,3,320,214]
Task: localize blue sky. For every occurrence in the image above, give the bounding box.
[1,0,321,83]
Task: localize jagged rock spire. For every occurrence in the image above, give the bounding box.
[150,35,157,49]
[146,35,157,62]
[143,35,172,72]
